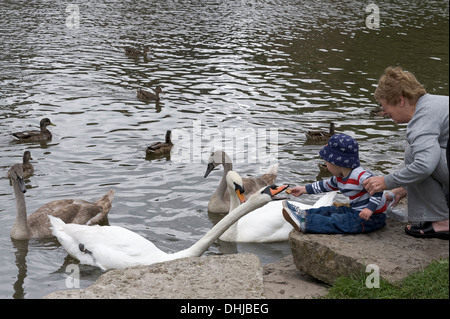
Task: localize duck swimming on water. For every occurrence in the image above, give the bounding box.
[305,122,335,142]
[7,151,34,179]
[125,46,150,57]
[137,86,163,101]
[12,118,55,142]
[146,130,173,156]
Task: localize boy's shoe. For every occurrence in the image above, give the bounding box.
[282,200,305,232]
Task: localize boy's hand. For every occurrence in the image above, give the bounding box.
[289,186,307,197]
[359,208,374,221]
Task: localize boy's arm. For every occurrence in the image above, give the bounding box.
[307,177,339,194]
[359,192,383,221]
[290,177,338,197]
[361,172,384,219]
[366,192,383,212]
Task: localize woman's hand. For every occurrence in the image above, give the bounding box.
[363,176,387,195]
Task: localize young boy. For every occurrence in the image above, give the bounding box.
[283,133,388,234]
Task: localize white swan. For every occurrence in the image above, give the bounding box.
[49,174,288,270]
[7,164,114,240]
[218,172,337,242]
[205,150,278,213]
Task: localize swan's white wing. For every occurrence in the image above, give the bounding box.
[219,192,337,243]
[75,226,168,270]
[220,200,312,242]
[50,216,167,270]
[233,201,293,242]
[311,191,337,208]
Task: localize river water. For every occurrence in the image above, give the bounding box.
[0,0,448,298]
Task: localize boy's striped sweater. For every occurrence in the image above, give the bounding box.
[305,166,387,214]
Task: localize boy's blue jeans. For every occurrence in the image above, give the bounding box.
[304,205,386,234]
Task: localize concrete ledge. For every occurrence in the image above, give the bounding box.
[289,219,449,285]
[44,253,265,299]
[45,253,329,299]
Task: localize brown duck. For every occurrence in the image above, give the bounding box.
[12,118,55,142]
[124,46,150,57]
[306,122,335,142]
[137,86,163,101]
[7,151,34,179]
[146,130,173,155]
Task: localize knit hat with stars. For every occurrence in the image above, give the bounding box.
[319,133,360,169]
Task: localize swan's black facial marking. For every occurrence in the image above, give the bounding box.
[204,162,216,178]
[233,182,245,194]
[261,184,289,198]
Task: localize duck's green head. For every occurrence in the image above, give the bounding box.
[40,118,56,128]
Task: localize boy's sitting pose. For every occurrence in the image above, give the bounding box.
[283,133,388,234]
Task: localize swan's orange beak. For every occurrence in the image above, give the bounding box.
[236,188,246,204]
[261,184,289,199]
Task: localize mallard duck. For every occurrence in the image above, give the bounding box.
[204,150,278,213]
[124,46,150,57]
[146,130,173,155]
[137,86,163,101]
[12,118,55,142]
[7,151,34,179]
[305,122,335,142]
[49,174,288,270]
[7,164,114,240]
[217,171,337,242]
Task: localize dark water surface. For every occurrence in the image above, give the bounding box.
[0,0,448,298]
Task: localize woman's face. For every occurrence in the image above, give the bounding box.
[378,97,413,124]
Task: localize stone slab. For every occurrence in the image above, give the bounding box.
[44,253,265,299]
[289,219,449,285]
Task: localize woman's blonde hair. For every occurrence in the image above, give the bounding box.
[374,66,426,105]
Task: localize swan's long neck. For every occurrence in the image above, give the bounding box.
[10,178,29,240]
[214,153,233,200]
[228,186,241,212]
[172,193,269,259]
[224,183,242,236]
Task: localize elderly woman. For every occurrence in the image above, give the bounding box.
[364,66,449,240]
